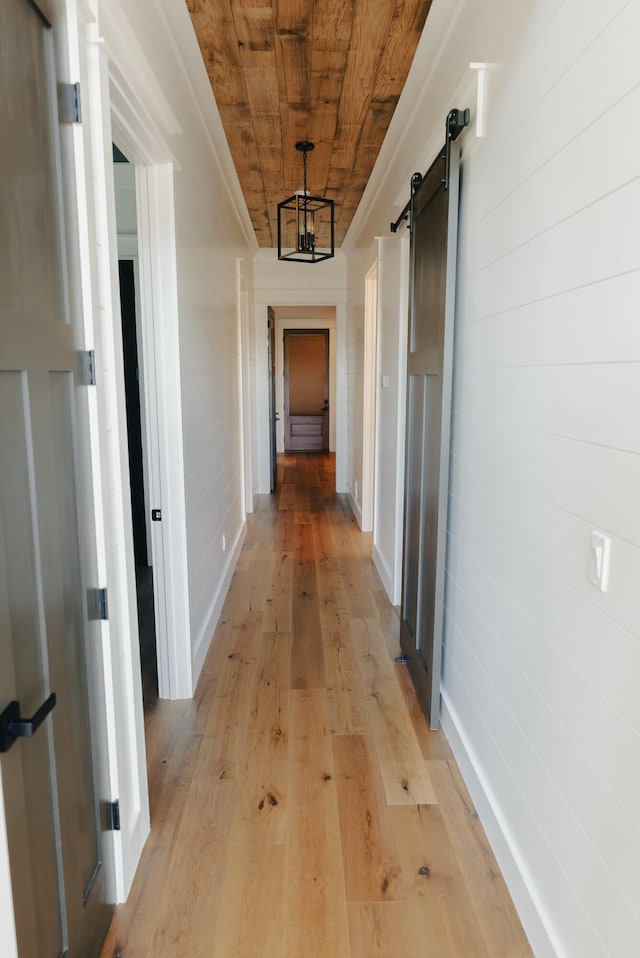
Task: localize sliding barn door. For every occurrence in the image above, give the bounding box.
[400,143,461,729]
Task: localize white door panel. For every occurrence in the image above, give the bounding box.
[0,0,112,952]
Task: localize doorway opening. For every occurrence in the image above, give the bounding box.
[113,145,158,709]
[284,329,330,452]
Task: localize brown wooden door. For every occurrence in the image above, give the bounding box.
[400,141,461,729]
[284,330,329,451]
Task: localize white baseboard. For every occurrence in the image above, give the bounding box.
[348,492,362,528]
[191,520,247,687]
[440,691,563,958]
[372,542,394,601]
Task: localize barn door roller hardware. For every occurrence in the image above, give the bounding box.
[390,107,470,234]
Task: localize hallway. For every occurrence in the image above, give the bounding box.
[101,453,532,957]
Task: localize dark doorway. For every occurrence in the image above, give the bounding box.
[118,259,158,706]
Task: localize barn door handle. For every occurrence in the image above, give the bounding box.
[0,693,57,753]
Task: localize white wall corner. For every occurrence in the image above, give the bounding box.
[372,542,394,603]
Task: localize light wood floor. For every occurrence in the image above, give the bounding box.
[101,453,533,958]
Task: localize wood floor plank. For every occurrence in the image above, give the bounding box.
[316,555,371,734]
[333,734,403,901]
[428,759,535,957]
[290,573,326,689]
[210,844,286,957]
[143,838,228,958]
[228,561,271,614]
[261,553,293,633]
[340,556,379,618]
[229,631,291,845]
[352,617,437,805]
[324,618,372,735]
[348,902,412,957]
[391,804,491,958]
[395,664,455,761]
[284,689,352,957]
[292,517,315,574]
[201,617,263,780]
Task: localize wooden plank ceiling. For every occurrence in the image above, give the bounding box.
[186,0,433,247]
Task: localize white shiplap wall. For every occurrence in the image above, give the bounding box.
[345,0,640,954]
[446,1,640,954]
[100,0,257,686]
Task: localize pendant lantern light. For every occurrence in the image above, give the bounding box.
[277,141,334,263]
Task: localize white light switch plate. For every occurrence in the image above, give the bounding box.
[589,531,611,592]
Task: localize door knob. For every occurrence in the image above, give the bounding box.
[0,693,57,753]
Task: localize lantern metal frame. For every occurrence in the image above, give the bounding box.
[277,141,335,263]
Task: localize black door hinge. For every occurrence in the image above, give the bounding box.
[102,799,121,832]
[78,349,96,386]
[88,587,109,621]
[58,82,82,124]
[151,509,162,522]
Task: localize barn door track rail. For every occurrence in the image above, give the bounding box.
[390,107,470,234]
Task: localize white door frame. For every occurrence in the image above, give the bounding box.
[133,163,191,699]
[238,261,253,515]
[80,3,190,899]
[361,261,379,532]
[103,15,192,702]
[253,297,347,494]
[272,309,337,455]
[0,781,16,958]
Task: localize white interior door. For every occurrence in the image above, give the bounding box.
[0,0,112,952]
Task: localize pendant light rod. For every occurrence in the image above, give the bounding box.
[296,140,314,194]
